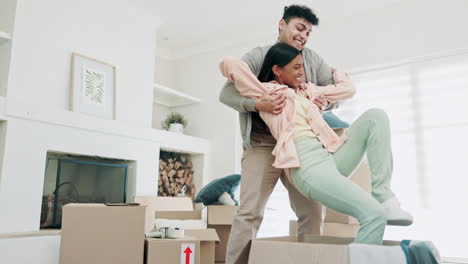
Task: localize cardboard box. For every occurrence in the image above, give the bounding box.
[325,208,359,225]
[207,205,238,225]
[145,237,200,264]
[185,229,220,264]
[325,161,371,224]
[206,205,238,262]
[59,203,145,264]
[324,223,359,237]
[155,197,194,211]
[134,196,200,232]
[290,220,359,238]
[208,225,231,262]
[134,196,158,233]
[248,235,401,264]
[156,210,202,220]
[154,197,201,220]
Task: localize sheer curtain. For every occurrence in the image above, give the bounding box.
[258,51,468,259]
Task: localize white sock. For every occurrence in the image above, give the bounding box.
[217,192,236,206]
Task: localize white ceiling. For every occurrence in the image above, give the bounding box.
[132,0,403,51]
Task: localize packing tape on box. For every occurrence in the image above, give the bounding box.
[145,231,163,238]
[167,227,184,239]
[146,227,184,239]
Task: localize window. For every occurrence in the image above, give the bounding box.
[258,51,468,259]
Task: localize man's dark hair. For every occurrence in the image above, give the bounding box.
[282,5,319,25]
[257,43,301,83]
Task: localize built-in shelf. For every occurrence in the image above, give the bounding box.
[0,31,11,45]
[153,83,201,107]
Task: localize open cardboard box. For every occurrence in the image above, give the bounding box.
[207,205,238,262]
[248,235,402,264]
[144,229,220,264]
[135,196,221,263]
[185,229,220,264]
[145,237,200,264]
[134,196,198,233]
[154,196,201,219]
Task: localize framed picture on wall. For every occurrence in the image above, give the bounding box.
[70,53,116,119]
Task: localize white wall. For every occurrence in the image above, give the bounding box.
[0,0,166,234]
[155,55,177,87]
[0,0,16,33]
[312,0,468,71]
[151,102,171,129]
[160,0,468,182]
[7,0,157,128]
[170,46,256,181]
[0,0,17,97]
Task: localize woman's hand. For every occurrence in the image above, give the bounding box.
[297,83,329,110]
[313,95,329,111]
[254,89,286,115]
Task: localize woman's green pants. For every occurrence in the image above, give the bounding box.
[291,108,395,244]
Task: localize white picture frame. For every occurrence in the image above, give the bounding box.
[70,53,116,119]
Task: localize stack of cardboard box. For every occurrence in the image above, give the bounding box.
[142,196,221,264]
[141,196,238,262]
[59,197,223,264]
[290,160,372,238]
[206,205,238,262]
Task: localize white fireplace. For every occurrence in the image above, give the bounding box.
[0,111,209,234]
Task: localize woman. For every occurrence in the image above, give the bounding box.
[219,43,413,245]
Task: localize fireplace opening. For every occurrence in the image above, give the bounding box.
[40,153,130,229]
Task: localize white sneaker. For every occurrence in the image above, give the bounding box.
[381,197,413,226]
[217,192,236,206]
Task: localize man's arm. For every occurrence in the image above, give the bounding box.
[219,46,286,114]
[219,80,257,113]
[219,47,263,113]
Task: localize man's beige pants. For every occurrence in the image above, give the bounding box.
[225,140,324,264]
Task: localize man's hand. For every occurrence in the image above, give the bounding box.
[254,89,286,115]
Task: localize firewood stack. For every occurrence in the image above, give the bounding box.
[158,151,195,200]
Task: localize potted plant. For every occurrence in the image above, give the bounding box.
[161,112,187,134]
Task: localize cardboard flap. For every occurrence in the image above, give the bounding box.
[133,196,158,234]
[65,203,106,207]
[302,235,355,245]
[249,237,350,264]
[155,210,201,220]
[133,196,157,207]
[185,229,220,243]
[155,197,193,211]
[257,236,297,242]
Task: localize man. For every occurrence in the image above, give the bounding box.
[220,4,415,263]
[219,5,333,264]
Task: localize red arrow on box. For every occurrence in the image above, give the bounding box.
[184,247,192,264]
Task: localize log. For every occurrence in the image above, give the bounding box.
[158,151,196,198]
